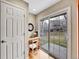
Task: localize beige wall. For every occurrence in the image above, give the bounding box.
[36,0,77,59]
[28,13,36,37]
[6,0,28,9]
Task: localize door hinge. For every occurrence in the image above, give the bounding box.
[24,14,25,18]
[23,33,25,36]
[23,51,25,55]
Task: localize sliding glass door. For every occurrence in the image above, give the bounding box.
[49,16,60,59]
[49,14,67,59]
[40,18,49,52]
[40,13,67,59]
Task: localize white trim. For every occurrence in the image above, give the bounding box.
[0,0,25,10]
[0,1,27,59]
[67,6,72,59]
[38,7,72,59]
[39,7,71,20]
[77,0,78,58]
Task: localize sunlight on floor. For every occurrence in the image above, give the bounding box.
[29,50,55,59]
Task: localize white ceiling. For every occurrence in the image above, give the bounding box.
[25,0,61,15]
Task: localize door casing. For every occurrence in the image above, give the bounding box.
[0,1,27,59]
[38,7,71,59]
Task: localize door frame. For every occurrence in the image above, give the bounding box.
[0,0,25,10]
[77,0,79,58]
[38,7,71,59]
[0,1,27,59]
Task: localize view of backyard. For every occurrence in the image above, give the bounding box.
[41,32,67,48]
[40,14,67,59]
[40,31,67,59]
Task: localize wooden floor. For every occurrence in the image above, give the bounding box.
[29,50,55,59]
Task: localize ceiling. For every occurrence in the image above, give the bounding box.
[25,0,61,15]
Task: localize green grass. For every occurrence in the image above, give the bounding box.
[41,32,67,48]
[50,39,67,48]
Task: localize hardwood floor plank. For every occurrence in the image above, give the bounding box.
[29,50,55,59]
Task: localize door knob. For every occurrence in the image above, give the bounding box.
[0,40,7,43]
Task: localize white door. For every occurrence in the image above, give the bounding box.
[1,2,25,59]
